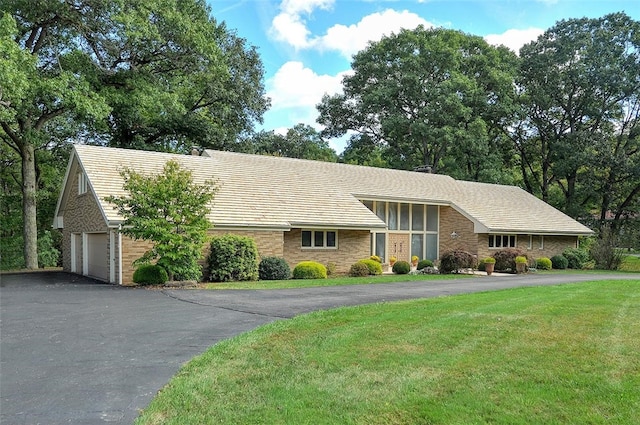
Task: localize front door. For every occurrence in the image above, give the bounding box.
[388,233,410,262]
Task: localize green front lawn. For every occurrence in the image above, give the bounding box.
[136,280,640,425]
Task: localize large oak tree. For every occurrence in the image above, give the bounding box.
[0,0,268,268]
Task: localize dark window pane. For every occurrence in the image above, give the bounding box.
[326,232,336,247]
[400,203,410,230]
[510,235,516,247]
[412,204,424,230]
[302,231,312,247]
[488,235,494,248]
[314,231,324,247]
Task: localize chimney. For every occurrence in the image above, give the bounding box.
[413,165,433,173]
[191,147,201,156]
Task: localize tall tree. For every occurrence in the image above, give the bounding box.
[247,124,338,162]
[0,0,268,268]
[317,26,519,180]
[515,13,640,224]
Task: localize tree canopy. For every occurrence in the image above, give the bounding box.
[0,0,268,268]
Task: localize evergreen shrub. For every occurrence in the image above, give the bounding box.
[551,255,568,269]
[293,261,327,279]
[208,235,259,282]
[536,257,552,270]
[357,259,383,275]
[417,259,434,269]
[562,248,590,269]
[133,264,168,285]
[349,262,370,277]
[392,260,411,274]
[258,257,290,280]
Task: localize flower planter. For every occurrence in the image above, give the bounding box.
[485,263,495,275]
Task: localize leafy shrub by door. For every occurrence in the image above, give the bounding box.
[536,257,552,270]
[293,261,327,279]
[258,257,291,280]
[417,259,434,269]
[208,235,259,282]
[357,259,383,275]
[133,264,168,285]
[551,255,568,269]
[392,260,411,274]
[349,262,370,277]
[439,250,476,274]
[562,248,590,269]
[492,249,527,272]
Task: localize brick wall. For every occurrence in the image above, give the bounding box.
[283,229,370,274]
[60,165,109,276]
[439,206,479,256]
[477,234,578,261]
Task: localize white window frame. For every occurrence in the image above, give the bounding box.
[301,230,338,249]
[78,171,88,195]
[488,234,517,249]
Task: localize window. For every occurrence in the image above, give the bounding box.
[488,234,516,249]
[78,172,88,195]
[301,230,337,248]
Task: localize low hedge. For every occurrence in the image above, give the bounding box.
[293,261,327,279]
[417,259,434,269]
[133,264,168,285]
[551,255,568,269]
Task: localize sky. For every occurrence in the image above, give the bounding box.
[208,0,639,153]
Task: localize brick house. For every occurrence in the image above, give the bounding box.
[53,145,593,284]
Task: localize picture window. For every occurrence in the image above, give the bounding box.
[301,230,337,248]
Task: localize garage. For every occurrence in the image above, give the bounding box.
[85,233,109,281]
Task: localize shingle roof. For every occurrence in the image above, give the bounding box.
[60,144,592,235]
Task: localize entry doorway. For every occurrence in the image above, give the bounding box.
[388,233,410,262]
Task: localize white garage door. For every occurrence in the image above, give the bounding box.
[86,233,108,281]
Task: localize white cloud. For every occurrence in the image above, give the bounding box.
[484,28,544,54]
[267,61,350,109]
[270,0,334,48]
[318,9,433,58]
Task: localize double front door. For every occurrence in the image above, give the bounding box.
[388,233,410,262]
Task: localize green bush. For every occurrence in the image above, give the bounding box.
[536,257,552,270]
[492,249,527,272]
[133,264,168,285]
[417,259,434,269]
[293,261,327,279]
[38,230,61,268]
[551,255,568,270]
[326,262,337,276]
[392,260,411,274]
[369,255,382,263]
[349,262,370,277]
[590,227,624,270]
[357,259,383,275]
[258,257,290,280]
[208,235,259,282]
[562,247,590,269]
[439,250,476,274]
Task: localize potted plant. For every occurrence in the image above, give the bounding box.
[411,255,419,267]
[515,256,528,274]
[483,257,496,275]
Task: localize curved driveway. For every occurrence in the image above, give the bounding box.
[1,271,637,424]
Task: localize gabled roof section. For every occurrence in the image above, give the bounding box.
[56,144,592,235]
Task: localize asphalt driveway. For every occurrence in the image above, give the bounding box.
[1,271,637,424]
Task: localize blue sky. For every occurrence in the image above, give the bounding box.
[208,0,639,152]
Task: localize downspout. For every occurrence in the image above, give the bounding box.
[118,224,123,286]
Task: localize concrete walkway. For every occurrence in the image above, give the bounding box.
[1,271,637,424]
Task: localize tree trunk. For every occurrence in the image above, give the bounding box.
[21,142,38,269]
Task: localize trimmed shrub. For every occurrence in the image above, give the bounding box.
[326,262,337,276]
[208,235,259,282]
[293,261,327,279]
[258,257,290,280]
[439,250,476,274]
[551,255,568,270]
[133,264,168,285]
[417,259,434,269]
[369,255,382,263]
[392,260,411,274]
[358,259,383,275]
[536,257,552,270]
[492,249,527,272]
[349,262,370,277]
[562,247,590,269]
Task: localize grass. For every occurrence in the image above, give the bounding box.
[620,255,640,272]
[204,273,470,289]
[135,280,640,425]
